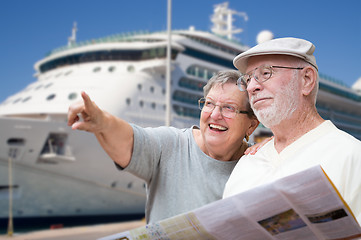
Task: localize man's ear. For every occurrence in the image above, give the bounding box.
[301,66,317,96]
[247,117,260,137]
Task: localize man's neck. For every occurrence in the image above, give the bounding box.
[270,108,324,153]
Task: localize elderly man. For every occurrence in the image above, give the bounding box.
[223,37,361,223]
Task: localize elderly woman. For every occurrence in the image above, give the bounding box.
[67,70,259,223]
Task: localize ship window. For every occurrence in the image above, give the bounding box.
[158,48,165,57]
[108,66,116,72]
[35,85,43,90]
[39,48,181,73]
[126,98,131,105]
[179,77,206,91]
[65,70,72,76]
[7,138,25,146]
[68,92,77,100]
[55,72,62,78]
[203,69,208,79]
[186,65,218,81]
[127,65,135,72]
[22,96,31,102]
[137,84,142,91]
[141,51,150,59]
[150,86,154,93]
[162,88,166,95]
[13,98,21,104]
[151,102,156,109]
[173,105,200,118]
[139,100,144,107]
[46,94,56,101]
[44,83,53,89]
[182,47,234,69]
[0,185,20,199]
[93,67,101,72]
[149,48,156,58]
[173,90,202,105]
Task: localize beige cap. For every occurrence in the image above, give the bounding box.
[233,37,318,72]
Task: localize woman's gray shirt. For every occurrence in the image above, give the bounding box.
[122,124,239,223]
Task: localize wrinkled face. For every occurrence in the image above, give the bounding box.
[200,82,254,152]
[246,55,301,128]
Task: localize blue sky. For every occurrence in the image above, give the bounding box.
[0,0,360,102]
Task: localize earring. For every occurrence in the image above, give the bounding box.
[245,135,249,142]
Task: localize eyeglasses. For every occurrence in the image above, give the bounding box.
[236,65,304,92]
[198,98,249,119]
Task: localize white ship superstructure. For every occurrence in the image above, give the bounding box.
[1,2,361,228]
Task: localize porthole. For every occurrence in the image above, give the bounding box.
[22,96,31,102]
[68,92,77,100]
[55,72,62,78]
[151,102,156,109]
[93,67,101,72]
[126,98,131,105]
[139,100,144,107]
[162,88,166,95]
[127,65,135,72]
[44,83,53,89]
[46,94,56,101]
[108,66,116,72]
[137,84,142,91]
[150,86,154,93]
[13,98,21,104]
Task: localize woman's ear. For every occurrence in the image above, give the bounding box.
[301,66,317,96]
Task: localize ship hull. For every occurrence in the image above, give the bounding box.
[0,117,147,228]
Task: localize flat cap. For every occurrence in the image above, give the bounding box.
[233,37,318,72]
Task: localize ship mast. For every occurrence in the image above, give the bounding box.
[165,0,172,126]
[68,22,78,47]
[211,2,248,40]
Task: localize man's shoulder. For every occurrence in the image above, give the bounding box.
[324,122,361,150]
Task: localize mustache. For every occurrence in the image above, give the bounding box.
[250,94,272,105]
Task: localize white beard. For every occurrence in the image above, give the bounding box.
[251,75,299,128]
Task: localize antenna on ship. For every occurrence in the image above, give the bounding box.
[211,2,248,40]
[68,22,77,46]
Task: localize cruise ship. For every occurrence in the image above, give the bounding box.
[1,2,361,229]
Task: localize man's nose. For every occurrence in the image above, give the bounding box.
[247,76,262,93]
